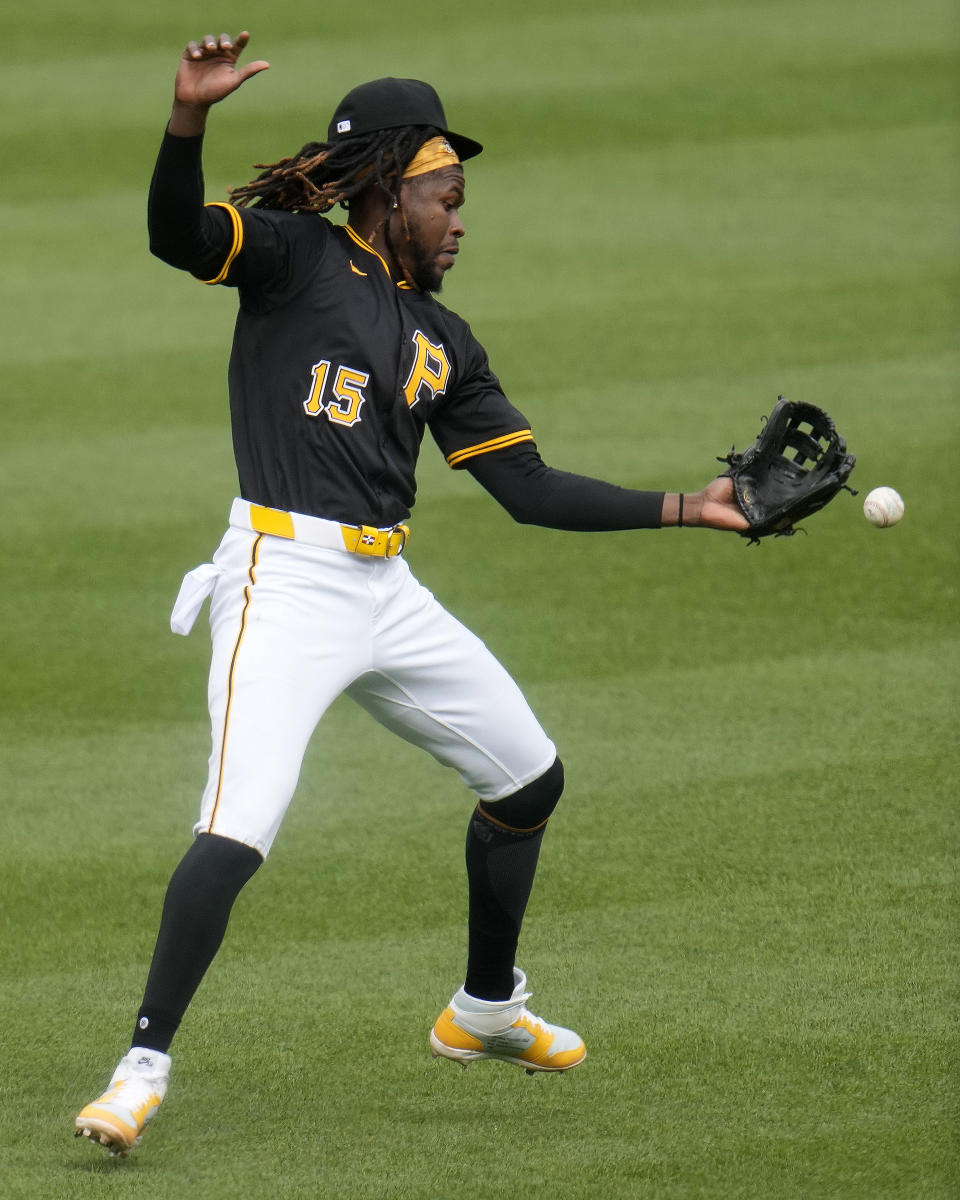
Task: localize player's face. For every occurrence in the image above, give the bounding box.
[395,166,466,293]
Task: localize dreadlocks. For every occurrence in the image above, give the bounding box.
[228,125,439,213]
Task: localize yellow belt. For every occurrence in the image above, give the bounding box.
[241,501,410,558]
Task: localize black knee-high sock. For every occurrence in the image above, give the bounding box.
[464,812,545,1000]
[464,758,564,1002]
[131,833,262,1053]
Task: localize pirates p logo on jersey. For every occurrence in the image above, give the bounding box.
[403,330,451,409]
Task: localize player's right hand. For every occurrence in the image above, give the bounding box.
[175,31,270,111]
[687,476,751,532]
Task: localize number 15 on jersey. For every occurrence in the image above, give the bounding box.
[303,360,369,427]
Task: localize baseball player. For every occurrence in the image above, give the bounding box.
[74,32,749,1156]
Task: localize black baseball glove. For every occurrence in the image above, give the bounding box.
[719,397,857,543]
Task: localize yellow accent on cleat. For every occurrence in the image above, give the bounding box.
[431,1007,485,1052]
[75,1090,161,1153]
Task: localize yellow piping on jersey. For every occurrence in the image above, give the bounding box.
[343,223,395,280]
[208,534,262,833]
[202,202,244,285]
[446,430,534,468]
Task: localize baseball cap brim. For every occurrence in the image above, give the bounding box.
[436,130,484,162]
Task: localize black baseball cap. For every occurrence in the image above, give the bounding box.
[327,77,483,161]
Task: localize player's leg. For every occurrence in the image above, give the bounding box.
[131,833,263,1053]
[74,833,262,1155]
[462,756,565,1000]
[76,533,370,1153]
[347,559,585,1073]
[428,756,585,1073]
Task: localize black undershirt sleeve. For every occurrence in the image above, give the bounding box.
[147,130,234,279]
[465,443,664,531]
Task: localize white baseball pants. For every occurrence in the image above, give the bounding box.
[174,510,556,856]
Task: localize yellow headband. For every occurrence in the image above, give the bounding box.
[403,136,461,179]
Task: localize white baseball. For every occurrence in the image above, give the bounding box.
[863,486,904,528]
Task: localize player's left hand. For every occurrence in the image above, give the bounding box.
[686,476,751,532]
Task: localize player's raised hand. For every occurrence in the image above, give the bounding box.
[169,32,269,134]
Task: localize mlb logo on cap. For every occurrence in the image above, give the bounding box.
[337,120,352,133]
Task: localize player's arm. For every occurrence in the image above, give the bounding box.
[148,33,269,277]
[465,443,748,532]
[437,309,748,533]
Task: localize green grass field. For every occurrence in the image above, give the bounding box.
[2,2,958,1196]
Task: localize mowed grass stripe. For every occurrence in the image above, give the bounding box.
[6,117,954,365]
[4,1,955,145]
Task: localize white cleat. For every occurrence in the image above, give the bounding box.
[74,1048,170,1156]
[430,968,586,1073]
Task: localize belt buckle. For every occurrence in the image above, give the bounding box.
[387,524,409,557]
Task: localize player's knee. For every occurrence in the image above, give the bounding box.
[480,756,564,832]
[179,832,264,891]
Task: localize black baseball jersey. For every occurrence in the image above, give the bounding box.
[200,201,532,526]
[148,131,665,534]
